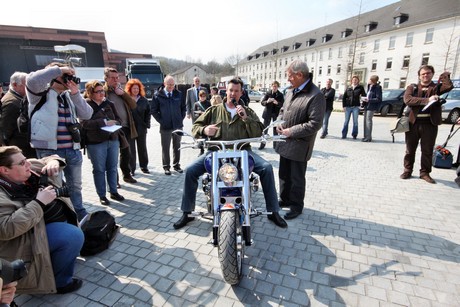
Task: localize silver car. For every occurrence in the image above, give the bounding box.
[247,90,263,102]
[441,88,460,124]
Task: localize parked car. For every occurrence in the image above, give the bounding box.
[378,89,405,116]
[441,88,460,124]
[247,90,263,102]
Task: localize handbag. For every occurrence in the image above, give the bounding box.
[433,146,453,169]
[432,121,460,169]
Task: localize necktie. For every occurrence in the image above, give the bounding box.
[293,88,299,95]
[196,88,200,100]
[168,92,172,99]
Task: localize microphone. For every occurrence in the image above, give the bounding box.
[232,98,245,117]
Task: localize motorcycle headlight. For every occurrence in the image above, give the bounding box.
[218,163,238,186]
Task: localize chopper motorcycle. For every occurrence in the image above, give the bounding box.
[174,121,284,285]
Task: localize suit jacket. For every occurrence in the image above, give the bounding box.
[275,80,325,162]
[186,86,207,117]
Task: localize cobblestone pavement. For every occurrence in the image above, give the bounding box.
[15,103,460,306]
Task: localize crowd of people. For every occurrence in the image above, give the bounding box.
[0,59,457,304]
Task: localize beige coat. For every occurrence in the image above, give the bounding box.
[0,156,78,294]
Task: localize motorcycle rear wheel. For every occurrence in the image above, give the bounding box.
[218,210,243,284]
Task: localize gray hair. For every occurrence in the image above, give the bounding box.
[287,60,309,77]
[9,71,27,89]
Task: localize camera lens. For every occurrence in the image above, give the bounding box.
[55,186,70,198]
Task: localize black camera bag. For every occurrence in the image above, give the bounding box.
[80,210,119,256]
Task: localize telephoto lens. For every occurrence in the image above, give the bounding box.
[0,258,28,284]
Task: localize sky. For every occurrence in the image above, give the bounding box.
[2,0,399,64]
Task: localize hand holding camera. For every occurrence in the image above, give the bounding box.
[36,185,57,205]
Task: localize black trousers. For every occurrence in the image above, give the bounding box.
[279,156,307,213]
[129,132,149,171]
[262,114,279,136]
[120,126,133,177]
[403,121,437,176]
[160,129,181,169]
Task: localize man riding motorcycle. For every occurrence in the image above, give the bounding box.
[173,78,287,229]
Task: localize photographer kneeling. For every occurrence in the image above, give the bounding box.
[0,146,84,295]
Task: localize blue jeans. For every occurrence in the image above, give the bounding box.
[321,109,332,136]
[36,148,88,220]
[181,149,280,213]
[363,110,375,140]
[46,222,84,288]
[87,140,120,197]
[342,106,360,138]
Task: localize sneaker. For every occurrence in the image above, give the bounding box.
[174,166,184,173]
[164,168,171,175]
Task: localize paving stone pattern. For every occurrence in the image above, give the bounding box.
[15,103,460,306]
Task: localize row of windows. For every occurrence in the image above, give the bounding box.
[249,53,430,82]
[317,76,409,92]
[241,27,435,74]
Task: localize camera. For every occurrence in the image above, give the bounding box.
[66,122,81,143]
[0,258,28,284]
[38,174,70,198]
[62,74,81,84]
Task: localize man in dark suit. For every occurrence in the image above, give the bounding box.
[259,80,284,149]
[275,60,325,220]
[185,77,207,123]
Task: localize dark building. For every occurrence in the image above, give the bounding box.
[0,25,152,87]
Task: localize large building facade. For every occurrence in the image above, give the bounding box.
[238,0,460,93]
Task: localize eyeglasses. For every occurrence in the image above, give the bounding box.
[93,90,105,94]
[11,158,27,167]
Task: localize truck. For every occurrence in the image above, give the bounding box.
[125,58,164,101]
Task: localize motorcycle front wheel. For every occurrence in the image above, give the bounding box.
[218,210,243,285]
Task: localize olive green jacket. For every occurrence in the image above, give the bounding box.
[192,99,264,149]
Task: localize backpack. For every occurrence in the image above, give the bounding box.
[80,210,119,256]
[18,88,49,134]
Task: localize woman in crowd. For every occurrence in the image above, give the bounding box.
[193,90,211,120]
[0,146,84,295]
[82,80,124,206]
[362,75,382,142]
[193,90,212,155]
[125,79,151,175]
[209,86,223,106]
